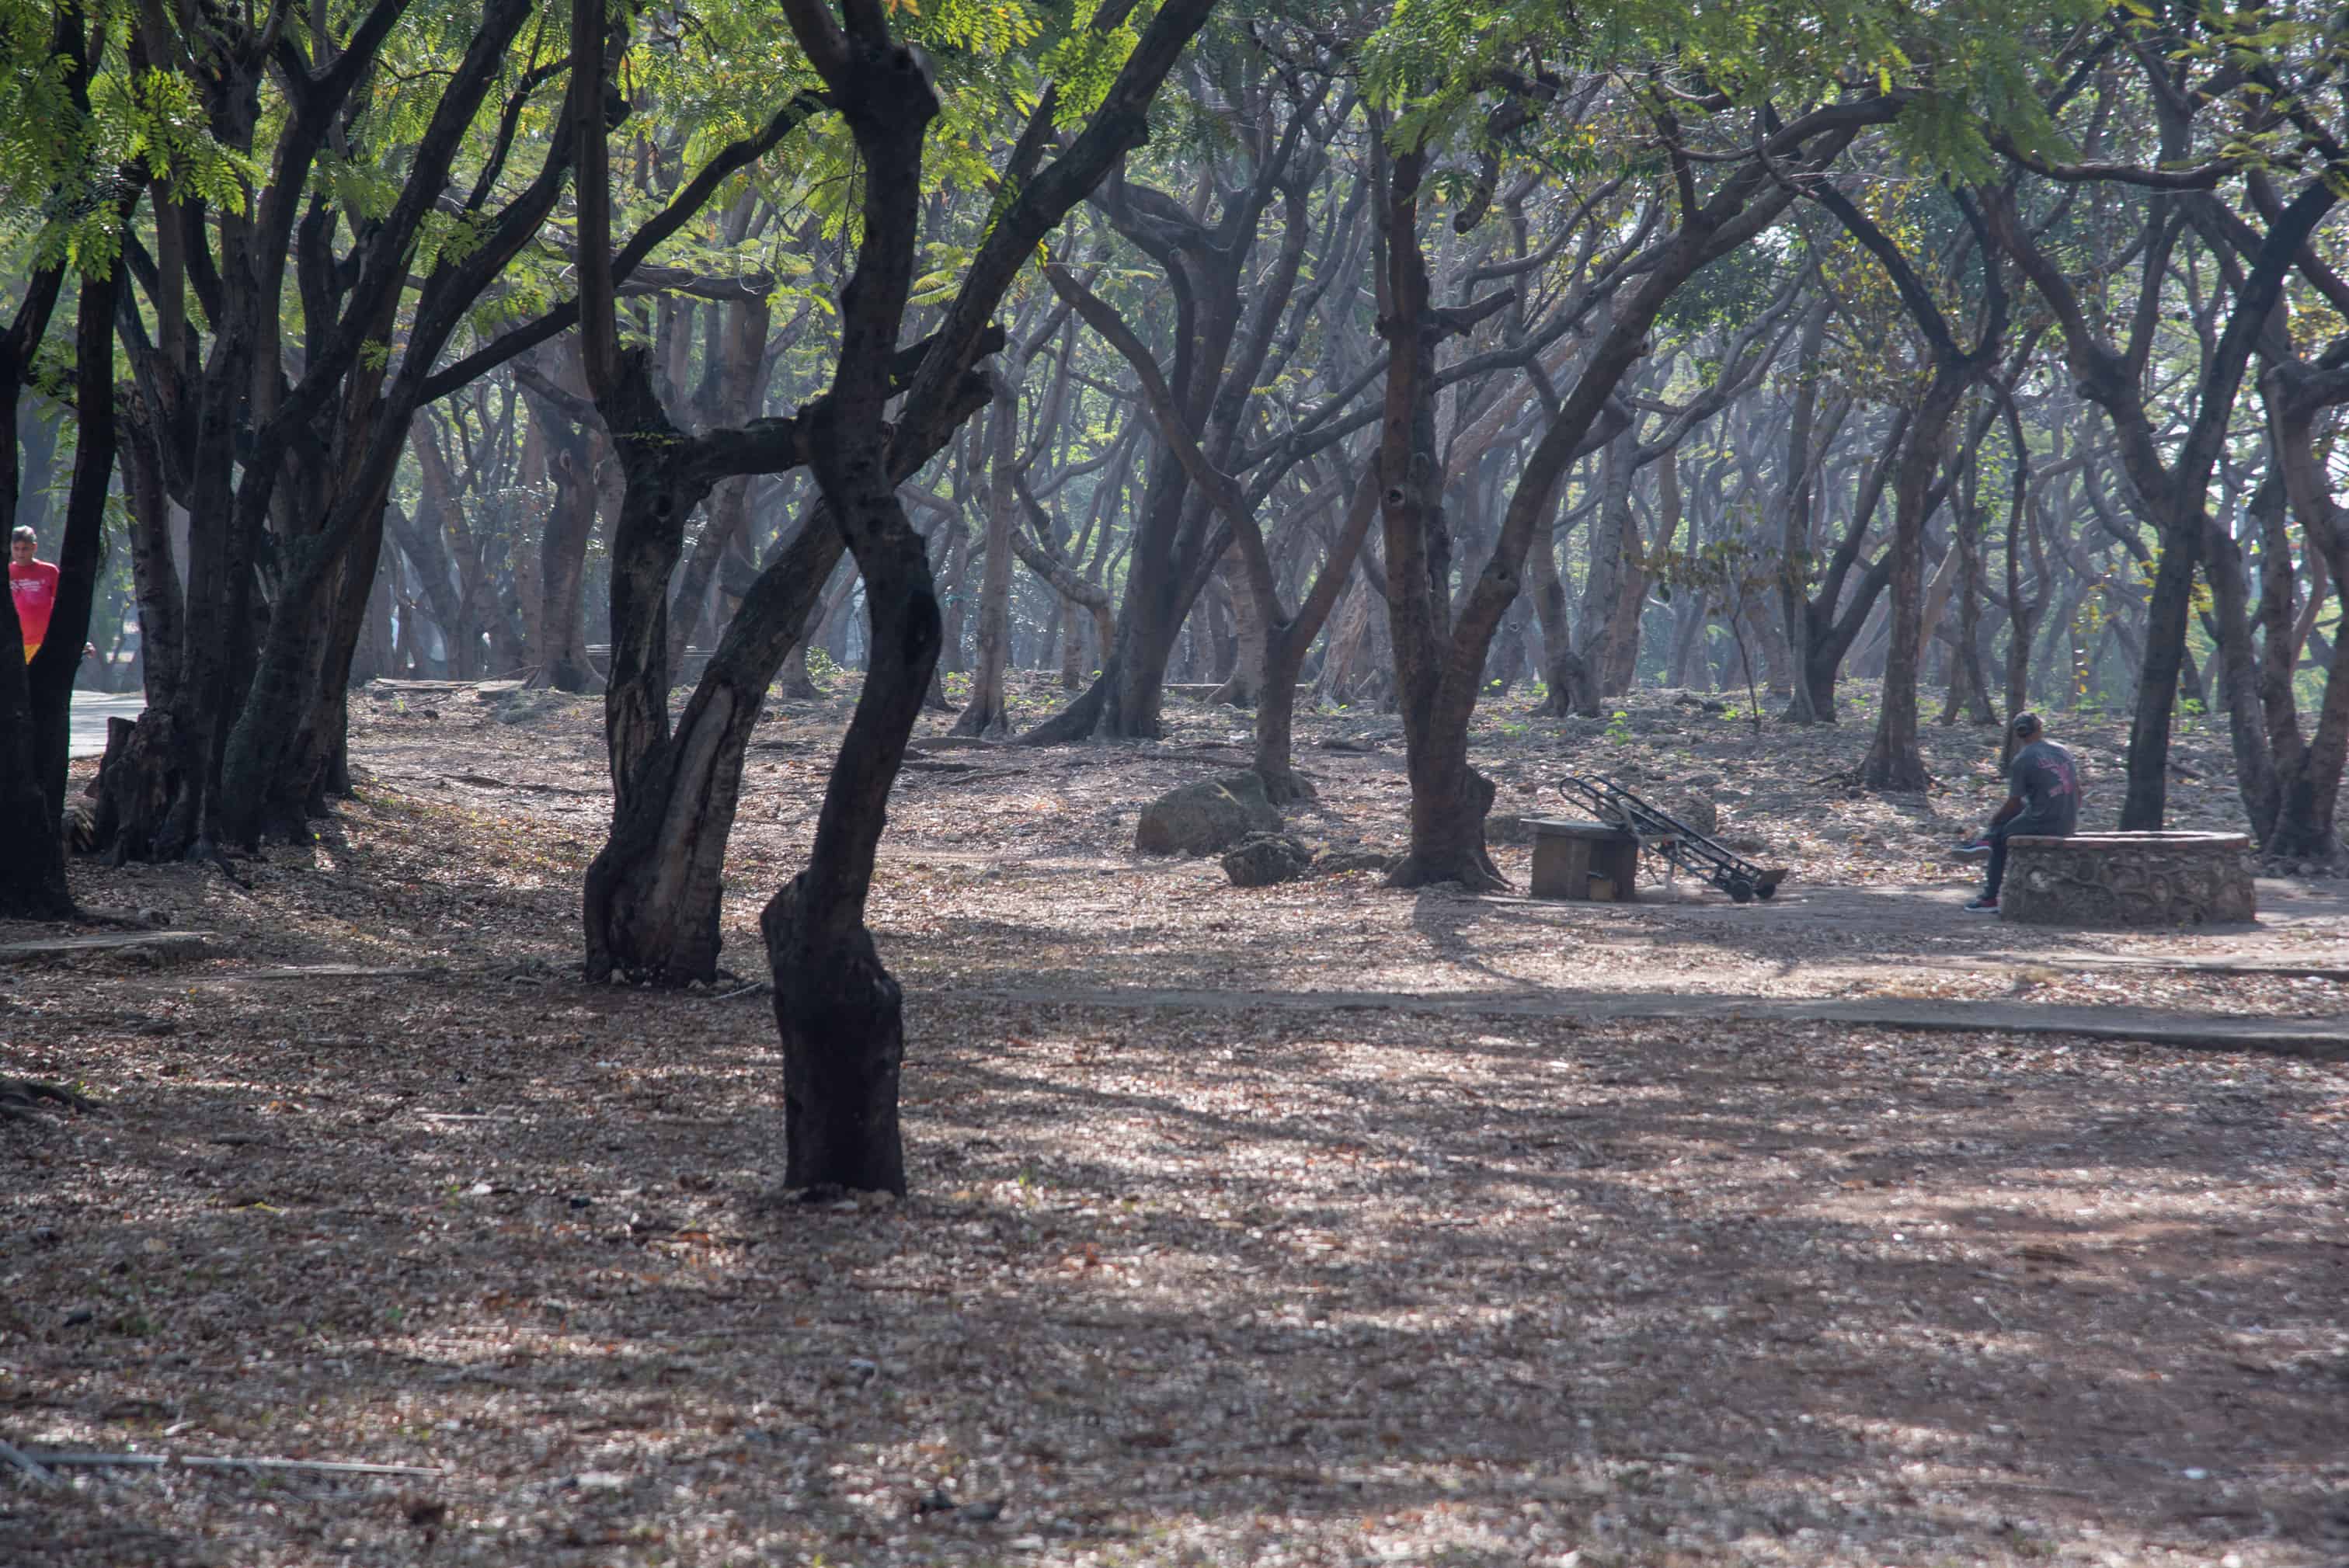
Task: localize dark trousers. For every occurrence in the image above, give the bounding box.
[1985,825,2010,900]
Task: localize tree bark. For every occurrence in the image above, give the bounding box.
[952,371,1021,735]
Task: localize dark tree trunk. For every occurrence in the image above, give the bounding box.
[585,510,842,982]
[0,259,70,919]
[26,258,124,833]
[2117,528,2198,829]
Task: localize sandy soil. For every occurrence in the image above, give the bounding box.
[2,674,2344,1566]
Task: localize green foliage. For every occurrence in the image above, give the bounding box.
[0,14,254,277]
[1362,0,2093,214]
[1040,5,1139,126]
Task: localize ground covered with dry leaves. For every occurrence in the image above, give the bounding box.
[3,674,2346,1567]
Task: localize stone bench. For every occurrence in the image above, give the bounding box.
[1526,818,1639,902]
[2003,831,2255,927]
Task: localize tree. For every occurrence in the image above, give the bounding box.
[572,0,1220,993]
[1369,76,1904,887]
[1801,181,2010,792]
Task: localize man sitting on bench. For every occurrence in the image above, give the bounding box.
[1954,711,2079,914]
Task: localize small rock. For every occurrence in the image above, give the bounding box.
[1223,833,1314,888]
[1485,812,1536,847]
[1309,848,1394,878]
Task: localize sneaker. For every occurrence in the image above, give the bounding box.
[1964,895,1999,913]
[1951,837,1993,860]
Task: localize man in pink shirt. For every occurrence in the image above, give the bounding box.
[9,526,58,662]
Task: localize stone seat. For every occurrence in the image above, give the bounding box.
[2002,830,2255,927]
[1526,818,1639,902]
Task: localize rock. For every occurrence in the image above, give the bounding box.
[1666,792,1719,836]
[1309,848,1395,878]
[1485,812,1536,847]
[1223,833,1314,888]
[1683,773,1721,789]
[1135,772,1282,856]
[1721,833,1770,854]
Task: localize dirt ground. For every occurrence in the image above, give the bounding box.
[3,673,2345,1567]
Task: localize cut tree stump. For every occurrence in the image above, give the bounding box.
[2002,832,2256,927]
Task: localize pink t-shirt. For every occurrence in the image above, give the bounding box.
[10,557,58,653]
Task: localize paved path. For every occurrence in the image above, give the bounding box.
[67,693,144,759]
[966,982,2349,1061]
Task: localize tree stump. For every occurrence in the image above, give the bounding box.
[2002,832,2256,927]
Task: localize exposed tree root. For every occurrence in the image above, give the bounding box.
[0,1079,103,1125]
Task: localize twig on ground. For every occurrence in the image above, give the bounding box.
[71,905,168,930]
[0,1438,58,1487]
[16,1449,444,1479]
[715,980,772,1001]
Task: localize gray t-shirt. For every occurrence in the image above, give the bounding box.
[2008,739,2079,836]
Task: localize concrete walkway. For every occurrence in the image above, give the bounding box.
[965,982,2349,1061]
[67,692,145,759]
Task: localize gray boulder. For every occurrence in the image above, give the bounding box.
[1222,833,1315,888]
[1136,772,1282,856]
[1667,791,1719,836]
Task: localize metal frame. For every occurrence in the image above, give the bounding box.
[1553,774,1787,904]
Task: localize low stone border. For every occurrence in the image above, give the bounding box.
[2003,831,2255,927]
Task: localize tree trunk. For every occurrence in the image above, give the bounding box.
[1208,552,1265,708]
[0,261,71,919]
[1564,429,1637,718]
[1251,465,1378,802]
[1375,141,1505,890]
[2118,526,2198,829]
[1939,489,1994,725]
[529,384,604,692]
[952,373,1020,736]
[1778,304,1832,721]
[26,262,123,833]
[1863,370,1971,792]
